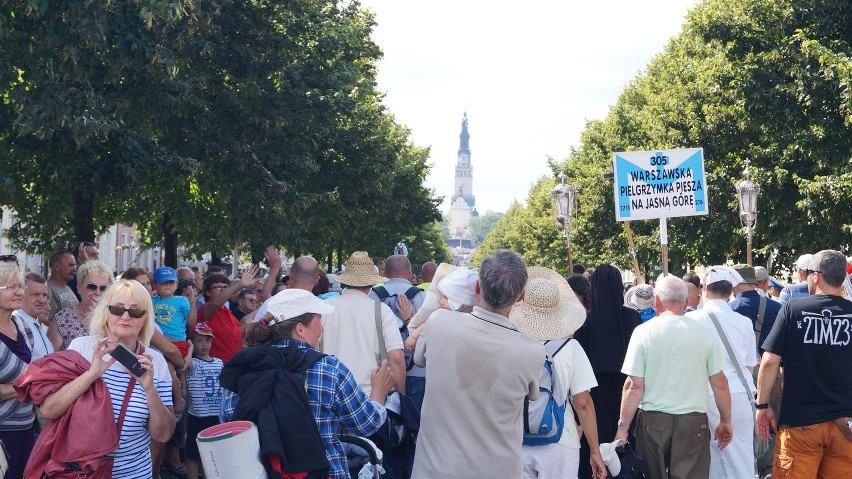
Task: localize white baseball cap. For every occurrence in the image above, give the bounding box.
[705,266,744,287]
[266,289,334,325]
[795,254,814,270]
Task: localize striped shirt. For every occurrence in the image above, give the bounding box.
[0,316,34,431]
[220,339,386,479]
[69,336,173,479]
[187,357,223,417]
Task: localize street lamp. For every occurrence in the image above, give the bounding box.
[736,160,760,266]
[551,171,578,272]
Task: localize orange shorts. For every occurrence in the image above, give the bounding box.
[774,420,852,479]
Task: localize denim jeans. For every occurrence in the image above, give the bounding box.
[405,376,425,413]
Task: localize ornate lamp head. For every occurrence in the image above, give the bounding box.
[735,160,760,230]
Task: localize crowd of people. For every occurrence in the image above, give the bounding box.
[0,243,851,479]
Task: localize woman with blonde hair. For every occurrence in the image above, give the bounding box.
[0,257,36,478]
[39,279,175,478]
[55,260,113,349]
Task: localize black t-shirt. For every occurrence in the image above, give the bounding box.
[762,294,852,427]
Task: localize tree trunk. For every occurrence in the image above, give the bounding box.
[326,251,333,273]
[337,244,343,272]
[71,190,95,244]
[162,214,178,268]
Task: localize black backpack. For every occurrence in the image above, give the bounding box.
[372,285,422,370]
[219,346,331,479]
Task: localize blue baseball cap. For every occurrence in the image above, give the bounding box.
[153,267,178,284]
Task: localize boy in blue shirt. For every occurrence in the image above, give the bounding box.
[152,266,197,358]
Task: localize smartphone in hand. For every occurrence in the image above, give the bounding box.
[112,343,145,377]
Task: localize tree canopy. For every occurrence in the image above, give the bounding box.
[0,0,444,266]
[474,0,852,277]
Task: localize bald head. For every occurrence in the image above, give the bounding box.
[384,255,413,280]
[686,282,701,310]
[289,256,319,291]
[421,262,437,283]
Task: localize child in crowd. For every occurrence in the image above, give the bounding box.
[184,323,224,479]
[152,266,197,357]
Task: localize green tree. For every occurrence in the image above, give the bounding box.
[469,211,504,246]
[0,1,442,266]
[476,0,851,275]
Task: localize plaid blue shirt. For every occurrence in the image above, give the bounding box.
[220,339,386,479]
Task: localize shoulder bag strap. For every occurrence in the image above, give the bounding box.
[116,377,137,436]
[707,312,755,411]
[404,286,421,300]
[372,286,390,301]
[375,301,388,363]
[755,295,767,333]
[11,314,35,353]
[552,338,571,358]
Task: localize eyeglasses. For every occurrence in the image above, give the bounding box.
[85,283,109,293]
[108,305,147,318]
[0,284,24,292]
[208,285,227,292]
[804,269,822,277]
[0,255,18,266]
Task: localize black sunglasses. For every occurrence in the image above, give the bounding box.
[108,305,147,318]
[85,283,109,293]
[0,255,18,266]
[804,269,822,276]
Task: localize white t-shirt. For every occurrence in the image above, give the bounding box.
[319,289,404,395]
[550,339,598,448]
[68,335,173,479]
[686,299,758,395]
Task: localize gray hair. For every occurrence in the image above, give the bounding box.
[77,260,114,286]
[24,272,46,286]
[654,275,688,305]
[810,250,847,288]
[478,250,528,311]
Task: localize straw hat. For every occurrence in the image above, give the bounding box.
[624,284,655,311]
[336,251,387,287]
[510,266,587,341]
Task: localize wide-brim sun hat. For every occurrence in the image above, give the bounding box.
[336,251,388,287]
[510,266,587,341]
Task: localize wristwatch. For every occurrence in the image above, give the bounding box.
[755,402,770,410]
[617,419,630,429]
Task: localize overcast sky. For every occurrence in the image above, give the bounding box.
[360,0,701,214]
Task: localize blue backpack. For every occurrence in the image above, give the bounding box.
[523,339,570,446]
[372,286,421,371]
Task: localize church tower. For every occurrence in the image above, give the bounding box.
[451,112,475,209]
[448,112,478,241]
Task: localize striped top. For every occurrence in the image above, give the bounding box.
[186,357,223,417]
[69,336,173,479]
[0,316,34,431]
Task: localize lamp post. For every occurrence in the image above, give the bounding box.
[551,171,578,273]
[735,160,760,266]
